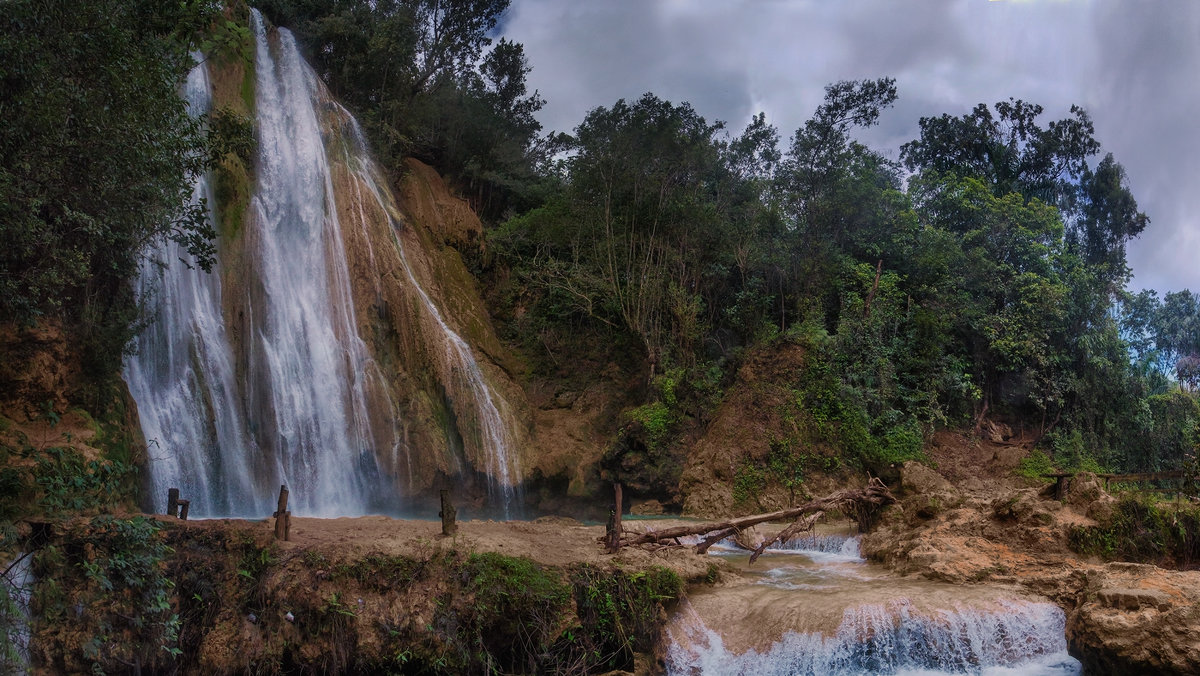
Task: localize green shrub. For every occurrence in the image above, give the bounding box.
[32,447,132,517]
[1017,447,1056,480]
[33,516,179,673]
[1069,494,1200,567]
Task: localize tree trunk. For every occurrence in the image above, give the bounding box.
[612,478,895,550]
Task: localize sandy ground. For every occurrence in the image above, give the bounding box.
[175,513,718,580]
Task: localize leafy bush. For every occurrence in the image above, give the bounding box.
[1017,447,1056,480]
[33,516,179,674]
[32,447,132,517]
[1069,494,1200,567]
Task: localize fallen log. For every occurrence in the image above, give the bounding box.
[615,478,895,554]
[748,511,825,564]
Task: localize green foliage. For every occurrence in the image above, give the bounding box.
[732,460,768,509]
[565,565,681,673]
[0,0,224,403]
[1069,495,1200,567]
[1017,448,1057,480]
[1044,430,1109,475]
[32,448,132,518]
[441,552,571,674]
[33,516,179,673]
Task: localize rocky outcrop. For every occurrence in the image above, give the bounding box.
[863,461,1200,675]
[1067,563,1200,674]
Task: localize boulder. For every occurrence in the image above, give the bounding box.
[630,499,665,516]
[1068,566,1200,675]
[900,461,954,494]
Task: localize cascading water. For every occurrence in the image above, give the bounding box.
[331,118,522,518]
[125,12,522,518]
[1,553,33,674]
[125,61,262,516]
[665,532,1082,675]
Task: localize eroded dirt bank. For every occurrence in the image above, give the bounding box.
[26,514,715,675]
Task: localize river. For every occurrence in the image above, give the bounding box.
[664,529,1081,675]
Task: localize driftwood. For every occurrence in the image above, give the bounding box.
[612,478,895,558]
[749,511,823,564]
[273,485,290,541]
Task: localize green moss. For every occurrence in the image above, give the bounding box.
[214,155,251,241]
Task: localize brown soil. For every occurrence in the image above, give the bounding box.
[173,513,714,580]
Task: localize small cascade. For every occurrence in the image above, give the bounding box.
[1,553,33,674]
[774,534,864,562]
[666,597,1080,676]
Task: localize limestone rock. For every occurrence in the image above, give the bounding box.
[990,445,1026,468]
[630,499,665,516]
[1067,566,1200,675]
[900,461,955,495]
[991,489,1055,525]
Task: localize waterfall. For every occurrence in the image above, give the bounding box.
[125,61,261,516]
[333,120,522,518]
[124,12,522,518]
[665,598,1080,676]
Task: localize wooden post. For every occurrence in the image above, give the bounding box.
[167,488,179,518]
[439,489,457,536]
[177,499,190,520]
[606,482,623,554]
[273,485,290,541]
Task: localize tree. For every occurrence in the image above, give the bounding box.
[566,94,727,373]
[0,0,218,395]
[901,100,1146,299]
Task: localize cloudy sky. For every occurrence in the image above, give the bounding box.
[500,0,1200,294]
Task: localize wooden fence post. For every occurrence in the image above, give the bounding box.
[167,488,179,518]
[439,489,457,536]
[177,499,190,520]
[273,485,290,541]
[606,482,623,554]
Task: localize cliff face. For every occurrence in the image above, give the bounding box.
[126,17,535,518]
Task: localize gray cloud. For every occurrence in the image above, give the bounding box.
[503,0,1199,293]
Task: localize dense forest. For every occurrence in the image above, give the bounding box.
[3,0,1198,493]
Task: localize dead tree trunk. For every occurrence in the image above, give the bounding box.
[611,478,896,555]
[439,489,457,536]
[605,482,623,554]
[273,485,290,541]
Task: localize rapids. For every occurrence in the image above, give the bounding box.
[665,531,1081,676]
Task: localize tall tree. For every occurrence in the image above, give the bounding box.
[0,0,218,394]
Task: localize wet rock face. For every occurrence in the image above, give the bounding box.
[1067,565,1200,675]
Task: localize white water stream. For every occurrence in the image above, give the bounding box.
[666,533,1081,676]
[124,12,521,518]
